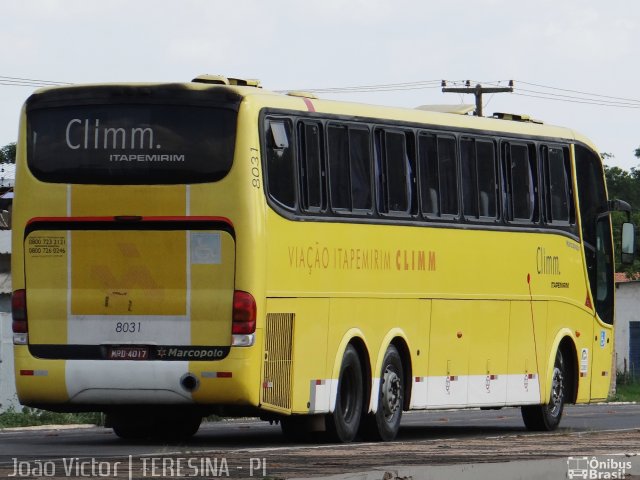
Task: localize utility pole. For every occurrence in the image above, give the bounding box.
[442,80,514,117]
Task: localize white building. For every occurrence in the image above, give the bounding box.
[0,229,18,411]
[614,273,640,378]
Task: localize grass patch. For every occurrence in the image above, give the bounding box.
[0,408,103,429]
[610,372,640,402]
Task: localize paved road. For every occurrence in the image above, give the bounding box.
[1,404,639,479]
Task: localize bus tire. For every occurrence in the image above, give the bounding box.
[280,416,309,442]
[325,345,364,443]
[160,412,201,441]
[108,411,150,440]
[361,345,404,441]
[521,349,567,431]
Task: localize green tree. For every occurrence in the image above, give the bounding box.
[604,154,640,278]
[0,142,16,163]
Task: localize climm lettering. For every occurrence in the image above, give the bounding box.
[395,249,436,271]
[537,247,560,275]
[65,118,157,150]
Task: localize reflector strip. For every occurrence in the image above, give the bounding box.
[201,371,232,379]
[415,376,426,383]
[20,370,48,376]
[315,379,325,386]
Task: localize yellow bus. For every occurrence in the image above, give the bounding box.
[10,75,635,442]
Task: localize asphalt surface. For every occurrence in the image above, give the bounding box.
[0,403,639,479]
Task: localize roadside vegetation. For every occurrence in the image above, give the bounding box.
[0,408,102,428]
[610,373,640,402]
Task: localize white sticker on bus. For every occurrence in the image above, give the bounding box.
[190,233,221,264]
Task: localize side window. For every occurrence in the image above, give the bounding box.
[376,129,416,214]
[476,141,498,219]
[418,133,458,218]
[461,138,497,220]
[460,139,478,218]
[327,124,372,212]
[350,128,372,211]
[542,145,573,224]
[503,143,537,222]
[298,121,324,212]
[265,118,296,209]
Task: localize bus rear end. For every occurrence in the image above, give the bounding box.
[11,82,262,438]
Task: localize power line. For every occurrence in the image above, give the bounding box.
[277,78,640,111]
[0,75,72,87]
[514,80,640,104]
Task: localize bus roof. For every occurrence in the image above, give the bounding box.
[28,77,600,154]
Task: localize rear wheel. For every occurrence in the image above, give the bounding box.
[109,409,201,441]
[521,349,567,431]
[161,412,201,441]
[325,345,364,442]
[361,345,404,441]
[280,416,309,442]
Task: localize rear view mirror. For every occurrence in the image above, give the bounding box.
[621,222,636,265]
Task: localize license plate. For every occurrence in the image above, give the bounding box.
[108,347,148,360]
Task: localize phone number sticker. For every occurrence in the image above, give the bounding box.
[28,236,66,257]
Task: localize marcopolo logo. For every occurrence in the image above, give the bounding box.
[155,346,229,360]
[567,456,632,479]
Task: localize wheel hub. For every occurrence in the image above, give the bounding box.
[549,366,564,417]
[382,368,401,418]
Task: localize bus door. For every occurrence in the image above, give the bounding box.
[574,145,615,400]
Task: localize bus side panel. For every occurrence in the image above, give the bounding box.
[427,300,469,407]
[466,301,509,407]
[507,301,545,405]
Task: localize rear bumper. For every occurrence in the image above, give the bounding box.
[14,342,262,409]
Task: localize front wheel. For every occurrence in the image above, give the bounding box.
[361,345,404,441]
[521,349,567,431]
[325,345,364,442]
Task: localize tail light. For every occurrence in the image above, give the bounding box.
[232,290,256,335]
[12,289,28,345]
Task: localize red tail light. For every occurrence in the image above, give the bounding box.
[12,289,28,333]
[232,290,256,335]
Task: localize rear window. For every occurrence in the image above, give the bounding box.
[27,104,237,184]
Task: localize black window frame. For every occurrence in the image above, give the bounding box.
[264,117,298,211]
[417,131,460,222]
[259,108,579,241]
[460,136,499,223]
[541,144,575,227]
[297,120,326,213]
[326,122,373,216]
[375,127,417,218]
[501,141,539,225]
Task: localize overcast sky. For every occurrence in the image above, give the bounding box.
[2,0,640,170]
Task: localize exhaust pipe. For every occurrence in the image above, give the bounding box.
[180,373,200,392]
